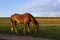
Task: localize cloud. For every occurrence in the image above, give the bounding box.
[19,0,60,17]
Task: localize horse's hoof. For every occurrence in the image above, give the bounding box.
[16,32,19,34]
[23,31,26,34]
[28,32,31,34]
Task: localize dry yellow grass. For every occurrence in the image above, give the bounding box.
[36,18,60,24]
[0,17,60,26]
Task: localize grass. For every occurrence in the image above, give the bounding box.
[0,17,60,40]
[0,25,60,40]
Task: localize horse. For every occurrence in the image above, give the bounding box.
[11,12,39,34]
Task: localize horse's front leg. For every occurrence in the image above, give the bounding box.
[28,23,31,33]
[33,24,38,33]
[23,23,26,34]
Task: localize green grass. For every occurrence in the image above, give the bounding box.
[0,17,60,40]
[0,24,60,40]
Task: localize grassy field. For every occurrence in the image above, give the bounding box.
[0,17,60,40]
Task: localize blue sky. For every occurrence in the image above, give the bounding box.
[0,0,60,17]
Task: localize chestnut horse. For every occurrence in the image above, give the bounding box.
[11,13,39,34]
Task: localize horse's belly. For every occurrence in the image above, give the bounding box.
[17,20,24,24]
[15,19,24,24]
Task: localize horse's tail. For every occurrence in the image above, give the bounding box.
[10,15,14,23]
[11,14,17,24]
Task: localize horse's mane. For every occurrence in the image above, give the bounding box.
[24,13,38,24]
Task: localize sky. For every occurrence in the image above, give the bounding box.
[0,0,60,17]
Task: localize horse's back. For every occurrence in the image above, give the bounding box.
[11,13,37,24]
[11,13,31,24]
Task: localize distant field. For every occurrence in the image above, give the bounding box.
[0,17,60,40]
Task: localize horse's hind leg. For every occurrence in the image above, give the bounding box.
[11,26,13,32]
[27,23,31,33]
[11,22,18,34]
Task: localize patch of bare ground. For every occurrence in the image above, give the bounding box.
[0,34,53,40]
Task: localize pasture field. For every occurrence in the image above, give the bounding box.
[0,17,60,40]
